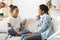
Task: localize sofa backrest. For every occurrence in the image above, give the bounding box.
[25,18,39,32]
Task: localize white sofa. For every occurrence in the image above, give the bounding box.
[0,18,60,40]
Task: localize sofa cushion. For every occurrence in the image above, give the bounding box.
[25,18,39,32]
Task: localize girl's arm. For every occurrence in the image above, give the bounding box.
[8,23,11,27]
[20,23,25,30]
[8,23,12,30]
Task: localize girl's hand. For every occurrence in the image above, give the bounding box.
[17,32,22,35]
[25,33,32,36]
[13,29,22,35]
[8,23,11,27]
[25,32,36,37]
[31,32,36,34]
[25,33,32,37]
[25,32,36,35]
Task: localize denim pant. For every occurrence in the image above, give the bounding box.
[8,28,30,36]
[21,33,42,40]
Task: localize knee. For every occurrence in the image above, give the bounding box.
[21,34,26,40]
[21,30,30,34]
[8,28,14,35]
[23,36,32,40]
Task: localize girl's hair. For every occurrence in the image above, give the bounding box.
[39,4,49,15]
[9,5,18,12]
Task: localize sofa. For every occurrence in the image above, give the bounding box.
[0,18,60,40]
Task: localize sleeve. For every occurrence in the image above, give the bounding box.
[37,16,51,33]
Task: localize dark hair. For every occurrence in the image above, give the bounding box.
[10,5,18,12]
[39,4,49,14]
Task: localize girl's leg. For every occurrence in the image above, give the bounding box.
[8,28,30,36]
[16,29,30,36]
[21,34,26,40]
[23,34,42,40]
[19,29,30,35]
[8,28,17,36]
[20,29,30,34]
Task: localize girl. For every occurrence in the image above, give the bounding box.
[7,5,30,36]
[21,4,55,40]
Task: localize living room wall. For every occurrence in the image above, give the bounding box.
[12,0,46,19]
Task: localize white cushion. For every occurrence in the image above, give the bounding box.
[25,18,39,32]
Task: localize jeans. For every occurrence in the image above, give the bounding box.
[8,28,30,36]
[21,33,42,40]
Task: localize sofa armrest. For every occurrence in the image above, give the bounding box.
[48,35,60,40]
[47,31,60,40]
[0,33,8,40]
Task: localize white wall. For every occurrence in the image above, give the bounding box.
[51,0,60,8]
[12,0,45,19]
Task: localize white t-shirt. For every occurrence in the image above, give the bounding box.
[7,15,21,31]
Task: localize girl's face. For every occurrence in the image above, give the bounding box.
[12,8,19,17]
[38,7,44,16]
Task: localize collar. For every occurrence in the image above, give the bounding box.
[40,14,47,18]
